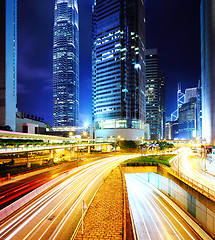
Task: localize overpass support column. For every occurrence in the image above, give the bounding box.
[70,148,75,160]
[102,145,107,152]
[107,145,111,152]
[88,146,91,154]
[49,150,55,161]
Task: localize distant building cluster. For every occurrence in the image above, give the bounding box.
[0,0,214,143]
[165,84,202,140]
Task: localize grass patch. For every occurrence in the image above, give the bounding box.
[121,154,176,167]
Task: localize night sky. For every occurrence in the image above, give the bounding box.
[17,0,201,126]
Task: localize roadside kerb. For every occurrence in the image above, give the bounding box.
[0,166,84,222]
[145,181,213,240]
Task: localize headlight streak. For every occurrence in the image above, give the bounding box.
[49,161,120,240]
[172,149,215,190]
[141,178,199,240]
[0,155,137,240]
[25,160,118,240]
[2,162,108,239]
[125,174,200,240]
[126,175,165,240]
[0,156,119,235]
[0,168,90,237]
[126,183,152,240]
[133,177,188,239]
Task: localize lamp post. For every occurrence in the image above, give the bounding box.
[177,150,180,176]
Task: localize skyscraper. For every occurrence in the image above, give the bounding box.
[185,87,197,103]
[92,0,146,140]
[53,0,79,127]
[196,80,202,138]
[201,0,215,144]
[0,0,17,131]
[178,97,197,140]
[145,49,165,140]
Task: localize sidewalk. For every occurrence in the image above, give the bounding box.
[74,167,124,240]
[198,158,215,176]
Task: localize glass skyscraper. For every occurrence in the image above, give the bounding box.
[53,0,79,127]
[92,0,146,140]
[201,0,215,144]
[0,0,17,131]
[145,49,165,140]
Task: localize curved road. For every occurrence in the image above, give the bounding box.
[171,148,215,190]
[0,155,138,240]
[0,156,111,209]
[125,174,203,240]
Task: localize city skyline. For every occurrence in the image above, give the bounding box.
[17,0,201,126]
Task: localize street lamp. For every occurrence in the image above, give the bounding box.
[177,150,180,176]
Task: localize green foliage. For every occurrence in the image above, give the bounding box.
[118,140,137,150]
[121,154,176,167]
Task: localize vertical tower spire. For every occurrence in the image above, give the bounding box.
[53,0,79,127]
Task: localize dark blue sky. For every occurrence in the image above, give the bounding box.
[17,0,201,126]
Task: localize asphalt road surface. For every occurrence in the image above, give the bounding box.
[0,155,111,209]
[125,174,203,240]
[0,155,138,240]
[171,148,215,191]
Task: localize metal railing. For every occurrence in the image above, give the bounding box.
[170,168,215,201]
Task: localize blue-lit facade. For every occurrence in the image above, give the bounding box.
[0,0,17,131]
[178,97,197,140]
[53,0,79,127]
[145,49,165,140]
[201,0,215,144]
[196,80,202,138]
[92,0,146,139]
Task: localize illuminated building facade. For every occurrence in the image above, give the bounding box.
[178,97,197,139]
[0,0,17,131]
[92,0,146,140]
[196,80,202,138]
[185,87,197,103]
[145,49,165,140]
[53,0,79,127]
[201,0,215,144]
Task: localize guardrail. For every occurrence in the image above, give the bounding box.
[170,169,215,201]
[0,142,113,153]
[0,164,88,222]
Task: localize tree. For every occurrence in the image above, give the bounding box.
[118,140,137,150]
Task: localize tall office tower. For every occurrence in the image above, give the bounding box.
[197,80,202,138]
[145,49,165,140]
[92,0,146,140]
[53,0,79,127]
[178,97,197,140]
[159,71,166,139]
[0,0,17,131]
[201,0,215,144]
[185,87,197,103]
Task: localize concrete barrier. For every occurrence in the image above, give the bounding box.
[0,168,77,222]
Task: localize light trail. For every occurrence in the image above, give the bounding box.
[172,148,215,190]
[0,155,138,240]
[125,174,202,240]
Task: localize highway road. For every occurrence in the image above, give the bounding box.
[170,148,215,190]
[0,155,112,209]
[125,174,203,240]
[0,155,138,240]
